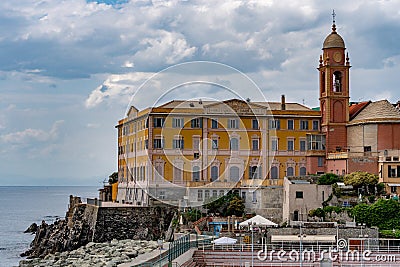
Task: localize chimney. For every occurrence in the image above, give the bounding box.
[281,95,286,110]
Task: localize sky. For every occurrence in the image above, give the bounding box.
[1,0,400,186]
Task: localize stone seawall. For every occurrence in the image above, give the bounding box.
[23,197,176,258]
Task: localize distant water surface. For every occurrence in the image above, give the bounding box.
[0,186,98,267]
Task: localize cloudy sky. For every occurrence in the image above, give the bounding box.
[1,0,400,185]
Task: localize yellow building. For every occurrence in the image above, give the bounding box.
[115,97,323,215]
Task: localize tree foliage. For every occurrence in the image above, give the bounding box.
[318,173,342,185]
[350,199,400,230]
[344,171,379,195]
[205,191,245,216]
[108,172,118,184]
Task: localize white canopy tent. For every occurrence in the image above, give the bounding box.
[239,215,278,229]
[212,236,238,245]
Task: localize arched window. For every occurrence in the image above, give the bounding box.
[287,167,294,177]
[300,167,307,176]
[211,166,219,182]
[230,138,239,151]
[333,71,342,92]
[229,166,240,182]
[270,166,278,179]
[193,166,200,181]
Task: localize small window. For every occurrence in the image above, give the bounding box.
[173,139,184,149]
[252,119,259,130]
[300,120,309,130]
[393,157,399,161]
[211,166,218,181]
[287,139,294,151]
[230,138,239,151]
[228,119,239,129]
[197,190,203,201]
[252,191,257,203]
[153,138,164,149]
[364,146,372,152]
[193,138,200,151]
[269,119,280,130]
[212,190,218,198]
[300,167,306,176]
[159,190,165,200]
[271,139,278,151]
[194,153,200,159]
[204,190,210,199]
[312,120,319,131]
[191,118,202,128]
[153,117,165,128]
[296,191,304,199]
[211,119,218,129]
[270,166,278,179]
[318,157,324,167]
[287,120,294,130]
[300,140,306,151]
[252,139,259,151]
[219,190,224,196]
[212,138,218,149]
[391,186,397,194]
[287,167,294,177]
[172,118,184,128]
[241,192,246,202]
[193,166,200,181]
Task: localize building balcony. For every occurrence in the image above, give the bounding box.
[306,150,325,157]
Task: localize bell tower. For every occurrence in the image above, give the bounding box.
[319,11,351,153]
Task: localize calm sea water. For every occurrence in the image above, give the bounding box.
[0,186,98,267]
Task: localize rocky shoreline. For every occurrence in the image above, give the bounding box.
[19,239,159,267]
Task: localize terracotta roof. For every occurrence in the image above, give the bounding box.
[349,100,400,124]
[349,101,370,120]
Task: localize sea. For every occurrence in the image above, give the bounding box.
[0,186,99,267]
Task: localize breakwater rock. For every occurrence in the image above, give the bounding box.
[22,196,176,259]
[19,239,159,267]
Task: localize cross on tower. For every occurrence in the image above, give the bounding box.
[332,9,336,24]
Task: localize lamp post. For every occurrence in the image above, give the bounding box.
[248,221,256,267]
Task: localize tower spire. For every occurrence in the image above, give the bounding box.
[331,9,337,32]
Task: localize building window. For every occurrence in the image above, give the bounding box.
[287,119,294,130]
[212,138,218,149]
[197,190,203,201]
[364,146,372,154]
[300,140,306,151]
[249,166,261,179]
[144,139,148,149]
[211,119,218,129]
[252,119,259,130]
[212,190,218,198]
[269,119,280,130]
[388,166,400,178]
[300,167,306,176]
[191,118,202,128]
[296,191,304,199]
[229,166,240,182]
[173,138,184,149]
[172,118,184,128]
[173,166,182,182]
[252,139,259,151]
[307,135,326,150]
[219,190,224,196]
[318,157,324,167]
[228,119,239,129]
[300,120,309,130]
[153,138,164,149]
[193,166,200,181]
[333,71,342,92]
[153,117,165,128]
[194,153,200,159]
[391,186,397,193]
[287,167,294,177]
[230,138,239,151]
[211,166,219,181]
[204,190,210,200]
[158,190,165,200]
[312,120,319,131]
[287,139,294,151]
[270,166,278,179]
[271,138,278,151]
[252,191,257,203]
[193,138,200,151]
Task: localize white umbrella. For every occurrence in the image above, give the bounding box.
[212,236,238,245]
[239,215,278,228]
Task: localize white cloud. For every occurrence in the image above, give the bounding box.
[0,120,64,144]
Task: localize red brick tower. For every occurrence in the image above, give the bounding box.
[319,12,351,153]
